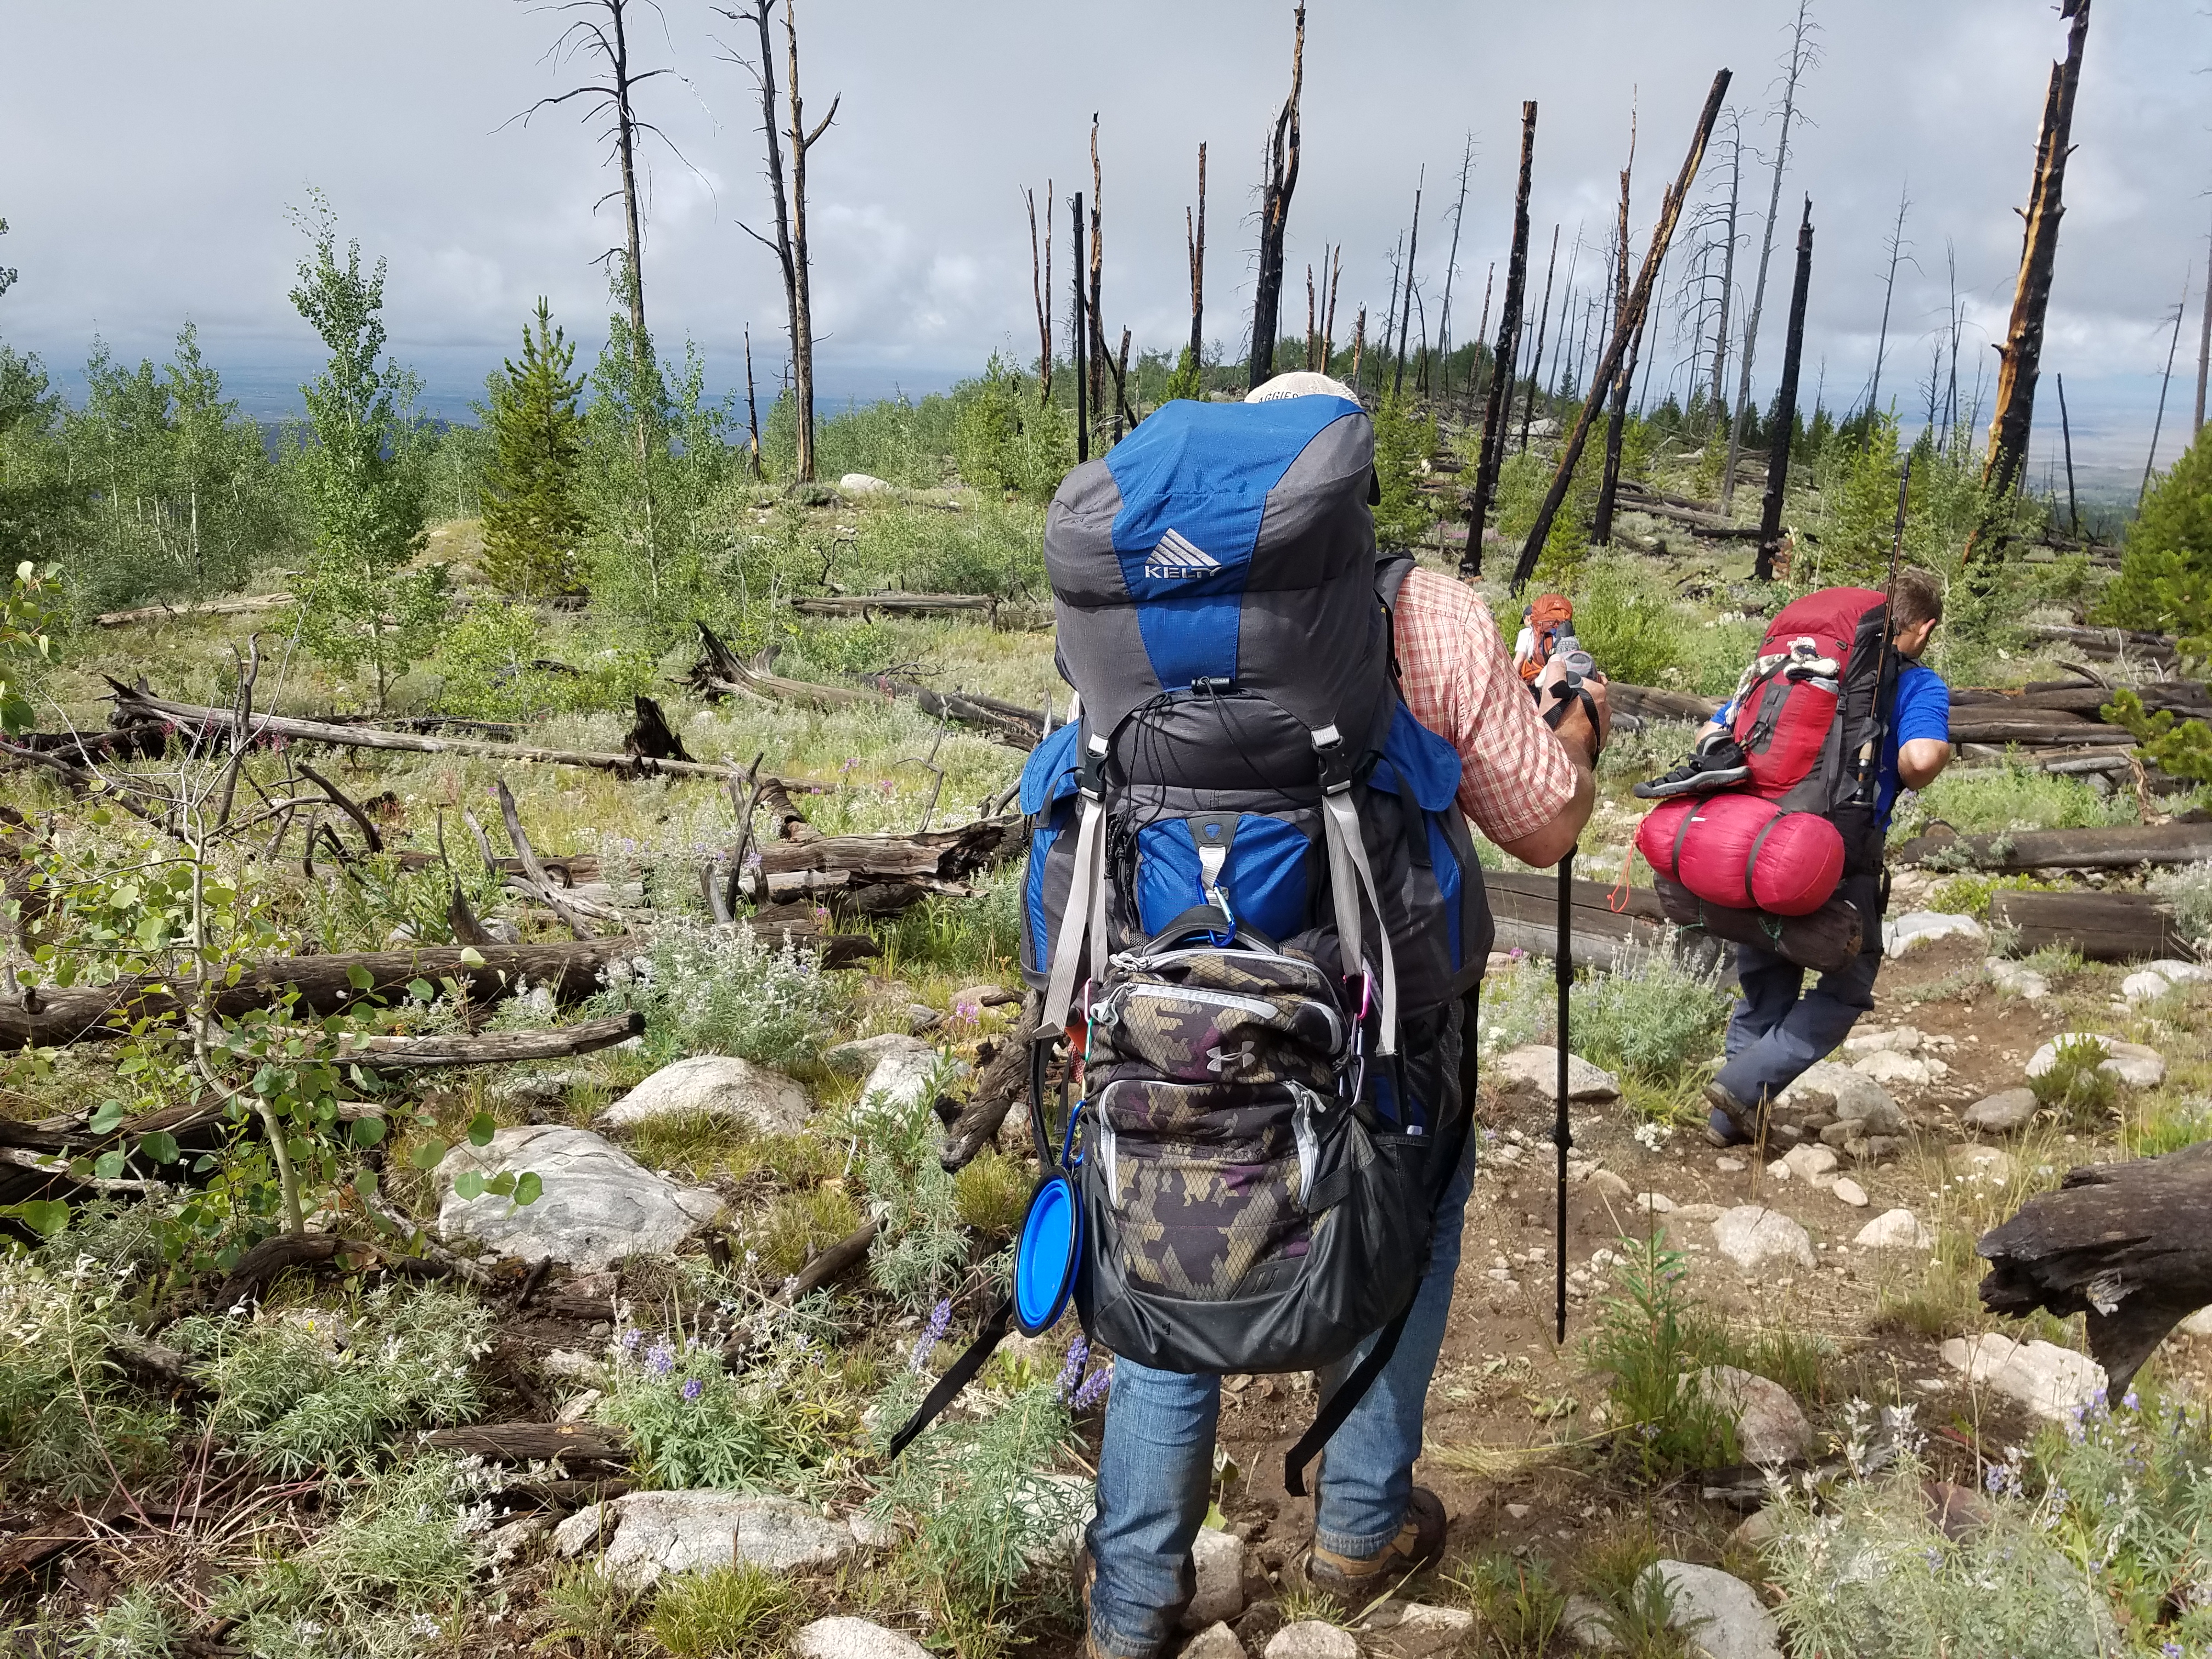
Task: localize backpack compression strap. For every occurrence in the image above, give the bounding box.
[884,1297,1014,1460]
[1313,725,1400,1056]
[1035,732,1112,1039]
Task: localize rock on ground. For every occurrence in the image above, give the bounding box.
[2179,1307,2212,1338]
[1561,1593,1620,1651]
[1181,1527,1246,1629]
[2026,1034,2166,1090]
[867,1044,964,1110]
[1883,911,1987,953]
[1263,1622,1362,1659]
[1776,1063,1903,1135]
[1854,1208,1933,1250]
[1940,1333,2107,1423]
[1711,1206,1817,1273]
[1694,1364,1811,1465]
[1494,1045,1621,1102]
[597,1054,809,1134]
[437,1125,723,1271]
[1965,1087,2038,1134]
[791,1616,932,1659]
[575,1491,855,1588]
[1181,1623,1248,1659]
[1354,1600,1476,1659]
[838,472,894,495]
[823,1032,934,1074]
[1830,1177,1869,1207]
[1637,1561,1782,1659]
[1985,956,2051,1000]
[1781,1144,1839,1187]
[1852,1049,1936,1090]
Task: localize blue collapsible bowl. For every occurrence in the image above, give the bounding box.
[1013,1169,1082,1336]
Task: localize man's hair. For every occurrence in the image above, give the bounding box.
[1893,567,1943,632]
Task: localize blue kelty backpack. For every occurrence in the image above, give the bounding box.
[888,393,1491,1494]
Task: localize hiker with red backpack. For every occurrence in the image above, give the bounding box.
[952,370,1604,1657]
[1632,566,1951,1147]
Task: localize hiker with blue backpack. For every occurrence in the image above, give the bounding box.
[912,369,1608,1656]
[1630,565,1951,1147]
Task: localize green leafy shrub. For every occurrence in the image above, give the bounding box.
[951,357,1074,499]
[173,1285,489,1476]
[0,1256,177,1502]
[596,1327,854,1490]
[1928,871,2057,921]
[426,600,580,722]
[2097,422,2212,652]
[1442,1552,1564,1658]
[2103,686,2212,786]
[1584,1229,1737,1481]
[1566,560,1686,689]
[1371,393,1437,550]
[648,1563,803,1657]
[2149,859,2212,955]
[2029,1034,2120,1128]
[1570,957,1730,1083]
[1900,756,2135,839]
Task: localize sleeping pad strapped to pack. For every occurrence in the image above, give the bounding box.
[1634,586,1900,964]
[1018,393,1491,1430]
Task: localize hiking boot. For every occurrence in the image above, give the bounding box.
[1301,1487,1447,1601]
[1703,1080,1760,1148]
[1633,732,1752,800]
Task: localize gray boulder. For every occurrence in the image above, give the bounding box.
[436,1125,723,1271]
[1778,1063,1903,1135]
[823,1032,934,1074]
[1854,1208,1933,1251]
[1940,1333,2105,1424]
[597,1054,809,1134]
[1694,1364,1811,1465]
[1637,1561,1781,1659]
[566,1490,854,1587]
[1561,1594,1620,1650]
[1264,1623,1361,1659]
[791,1616,932,1659]
[1964,1087,2038,1134]
[1494,1045,1621,1102]
[1355,1600,1476,1659]
[1182,1624,1249,1659]
[1181,1526,1247,1629]
[2027,1034,2166,1090]
[1711,1206,1817,1273]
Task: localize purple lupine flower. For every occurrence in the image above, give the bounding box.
[2123,1390,2141,1412]
[682,1378,704,1403]
[2161,1644,2182,1659]
[645,1340,676,1377]
[620,1328,643,1353]
[1985,1464,2006,1496]
[1056,1336,1091,1401]
[910,1299,954,1375]
[1072,1358,1113,1412]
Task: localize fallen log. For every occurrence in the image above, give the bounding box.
[105,681,810,787]
[2025,623,2182,664]
[1618,498,1763,539]
[690,621,870,710]
[317,1011,644,1072]
[3,724,170,763]
[776,1217,881,1302]
[1481,872,1724,977]
[1894,821,2212,872]
[1945,718,2141,746]
[95,592,294,628]
[420,1421,629,1465]
[1951,681,2209,718]
[1978,1138,2212,1395]
[743,817,1026,894]
[940,1011,1041,1172]
[789,592,996,619]
[1987,890,2190,962]
[1609,684,1724,726]
[851,675,1043,749]
[0,939,636,1049]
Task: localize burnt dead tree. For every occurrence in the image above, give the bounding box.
[1513,70,1731,592]
[1706,111,1742,435]
[1088,117,1107,429]
[1979,0,2092,520]
[1026,181,1053,403]
[1720,0,1818,514]
[2141,271,2191,510]
[1866,185,1912,420]
[1187,143,1207,379]
[1071,192,1089,462]
[1464,100,1537,579]
[1593,115,1640,547]
[1434,132,1476,398]
[1247,4,1306,389]
[1517,225,1561,454]
[2057,371,2081,537]
[1757,197,1814,580]
[1979,1137,2212,1396]
[1394,170,1425,400]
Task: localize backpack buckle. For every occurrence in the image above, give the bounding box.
[1311,725,1356,793]
[1077,732,1110,799]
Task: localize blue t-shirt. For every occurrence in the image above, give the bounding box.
[1716,662,1950,828]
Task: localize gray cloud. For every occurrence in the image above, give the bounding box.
[5,0,2205,496]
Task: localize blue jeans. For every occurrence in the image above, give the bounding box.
[1714,941,1882,1107]
[1084,1134,1479,1657]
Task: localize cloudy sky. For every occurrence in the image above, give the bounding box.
[5,1,2207,497]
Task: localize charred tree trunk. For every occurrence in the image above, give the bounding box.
[1465,100,1538,578]
[1027,182,1053,403]
[1514,70,1731,592]
[1088,117,1107,430]
[744,324,762,473]
[1393,170,1424,401]
[1188,143,1207,375]
[1593,122,1640,546]
[1980,0,2092,516]
[1867,185,1910,421]
[781,0,837,483]
[1517,225,1560,454]
[738,2,802,472]
[1757,197,1815,580]
[2141,272,2190,510]
[1247,4,1306,390]
[2057,371,2081,537]
[2197,202,2212,438]
[1707,112,1741,437]
[1435,131,1476,398]
[623,696,691,763]
[1071,192,1088,462]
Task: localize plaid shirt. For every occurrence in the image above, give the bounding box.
[1393,567,1578,846]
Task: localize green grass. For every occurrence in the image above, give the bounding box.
[647,1563,803,1657]
[1443,1552,1565,1659]
[2029,1033,2121,1131]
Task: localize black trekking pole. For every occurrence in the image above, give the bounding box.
[1554,843,1572,1345]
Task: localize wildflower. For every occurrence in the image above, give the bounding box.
[620,1328,643,1353]
[2124,1390,2141,1412]
[1057,1336,1092,1402]
[682,1378,704,1403]
[645,1340,676,1377]
[1072,1358,1113,1412]
[910,1299,953,1374]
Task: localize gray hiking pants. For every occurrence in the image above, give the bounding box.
[1714,941,1881,1107]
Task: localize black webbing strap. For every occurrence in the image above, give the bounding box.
[886,1297,1014,1460]
[1283,988,1482,1499]
[1742,812,1787,907]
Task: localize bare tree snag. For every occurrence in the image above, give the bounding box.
[1071,191,1088,462]
[2140,270,2191,510]
[744,323,762,473]
[1186,143,1207,377]
[623,695,691,763]
[1867,185,1911,421]
[780,0,836,483]
[1247,4,1305,390]
[1089,116,1107,431]
[1980,0,2092,512]
[1513,70,1732,593]
[1978,1137,2212,1395]
[1516,225,1560,454]
[1394,168,1424,400]
[1594,116,1642,548]
[2057,371,2081,537]
[1707,111,1742,435]
[2197,201,2212,438]
[1435,131,1476,396]
[1027,181,1053,401]
[1323,244,1341,368]
[1465,101,1538,578]
[1721,0,1817,515]
[1758,196,1815,580]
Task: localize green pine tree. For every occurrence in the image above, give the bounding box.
[2101,423,2212,653]
[481,298,586,596]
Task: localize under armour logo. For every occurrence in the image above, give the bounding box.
[1207,1041,1256,1075]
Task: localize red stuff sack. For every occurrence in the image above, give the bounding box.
[1635,794,1846,917]
[1727,586,1886,806]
